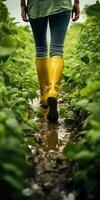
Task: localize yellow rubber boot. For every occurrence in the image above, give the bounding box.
[47,56,64,122]
[35,57,49,108]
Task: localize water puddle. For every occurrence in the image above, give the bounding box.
[26,99,76,200]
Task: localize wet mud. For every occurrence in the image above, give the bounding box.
[25,101,78,200]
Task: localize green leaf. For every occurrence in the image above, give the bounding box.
[4,175,23,190]
[2,163,23,176]
[74,170,87,182]
[0,46,14,56]
[5,118,20,132]
[0,111,7,121]
[75,150,95,161]
[63,143,77,160]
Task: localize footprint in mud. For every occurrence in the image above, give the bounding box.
[25,99,76,200]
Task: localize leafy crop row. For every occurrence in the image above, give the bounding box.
[1,0,100,199]
[63,2,100,199]
[0,0,38,199]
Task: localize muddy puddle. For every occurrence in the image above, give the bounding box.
[25,99,77,200]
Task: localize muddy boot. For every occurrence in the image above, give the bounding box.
[35,57,49,108]
[47,56,63,122]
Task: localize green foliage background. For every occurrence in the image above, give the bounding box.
[0,0,38,199]
[63,2,100,199]
[0,0,100,199]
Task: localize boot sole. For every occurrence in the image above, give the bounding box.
[41,104,48,109]
[47,97,58,122]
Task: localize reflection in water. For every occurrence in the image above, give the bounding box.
[39,108,71,154]
[45,123,59,151]
[31,98,71,154]
[28,99,75,200]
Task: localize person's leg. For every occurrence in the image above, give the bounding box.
[29,17,49,108]
[49,11,71,57]
[47,11,71,122]
[29,17,48,57]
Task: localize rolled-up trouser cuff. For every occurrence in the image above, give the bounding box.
[50,43,64,57]
[36,47,48,57]
[36,44,64,57]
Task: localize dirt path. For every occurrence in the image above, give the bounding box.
[25,100,77,200]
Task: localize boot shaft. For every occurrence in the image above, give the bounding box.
[48,56,64,98]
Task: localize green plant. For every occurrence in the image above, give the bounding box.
[0,0,38,199]
[63,2,100,199]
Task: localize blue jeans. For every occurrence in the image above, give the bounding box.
[29,11,71,57]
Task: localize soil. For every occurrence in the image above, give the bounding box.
[24,100,79,200]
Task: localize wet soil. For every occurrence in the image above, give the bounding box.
[25,100,79,200]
